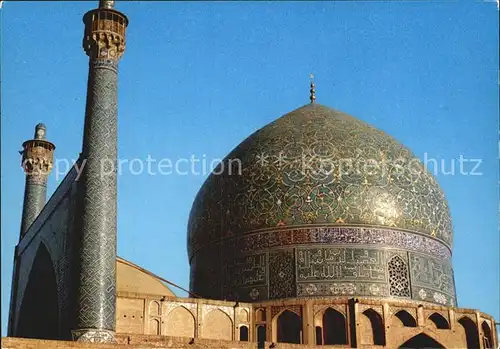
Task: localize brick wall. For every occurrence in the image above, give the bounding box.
[114,295,497,349]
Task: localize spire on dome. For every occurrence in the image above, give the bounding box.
[309,73,316,104]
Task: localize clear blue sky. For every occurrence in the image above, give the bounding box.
[1,0,498,336]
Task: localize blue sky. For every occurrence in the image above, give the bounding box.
[1,0,498,336]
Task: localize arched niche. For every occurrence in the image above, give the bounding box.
[276,310,302,344]
[239,325,249,341]
[428,313,450,329]
[149,318,160,335]
[257,324,266,347]
[399,333,445,349]
[393,310,417,327]
[238,308,249,323]
[315,326,322,345]
[165,306,195,338]
[361,308,385,345]
[458,316,479,349]
[149,300,161,316]
[203,309,233,340]
[482,321,493,349]
[16,243,59,339]
[256,308,266,322]
[323,308,347,345]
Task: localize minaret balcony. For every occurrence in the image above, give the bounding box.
[83,8,128,60]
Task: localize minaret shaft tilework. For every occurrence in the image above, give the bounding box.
[20,177,48,235]
[74,61,118,341]
[73,2,127,343]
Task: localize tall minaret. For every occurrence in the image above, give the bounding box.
[72,0,127,342]
[19,123,55,237]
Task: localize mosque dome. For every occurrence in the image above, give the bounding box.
[188,103,456,306]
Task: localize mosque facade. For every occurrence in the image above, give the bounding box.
[4,1,498,348]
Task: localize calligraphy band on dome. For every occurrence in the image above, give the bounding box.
[189,225,452,261]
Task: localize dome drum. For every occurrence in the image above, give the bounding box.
[189,225,456,305]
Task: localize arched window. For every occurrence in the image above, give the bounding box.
[428,313,450,329]
[277,310,302,344]
[239,326,249,341]
[388,256,411,297]
[458,317,479,349]
[395,310,417,327]
[482,321,493,349]
[323,308,347,345]
[315,326,323,345]
[363,309,386,345]
[399,333,445,349]
[257,325,266,349]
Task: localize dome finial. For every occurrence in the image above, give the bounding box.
[99,0,114,8]
[309,73,316,104]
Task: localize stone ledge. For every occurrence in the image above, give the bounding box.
[1,337,348,349]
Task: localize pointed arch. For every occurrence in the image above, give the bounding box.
[482,321,493,349]
[256,308,266,322]
[394,310,417,327]
[203,309,233,340]
[388,255,411,297]
[149,300,160,316]
[165,306,195,338]
[362,308,386,345]
[149,318,160,335]
[277,310,302,344]
[399,333,445,349]
[323,307,347,345]
[16,243,59,339]
[428,313,450,329]
[458,316,479,349]
[239,308,249,323]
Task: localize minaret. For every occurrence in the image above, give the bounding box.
[19,123,55,237]
[72,0,127,342]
